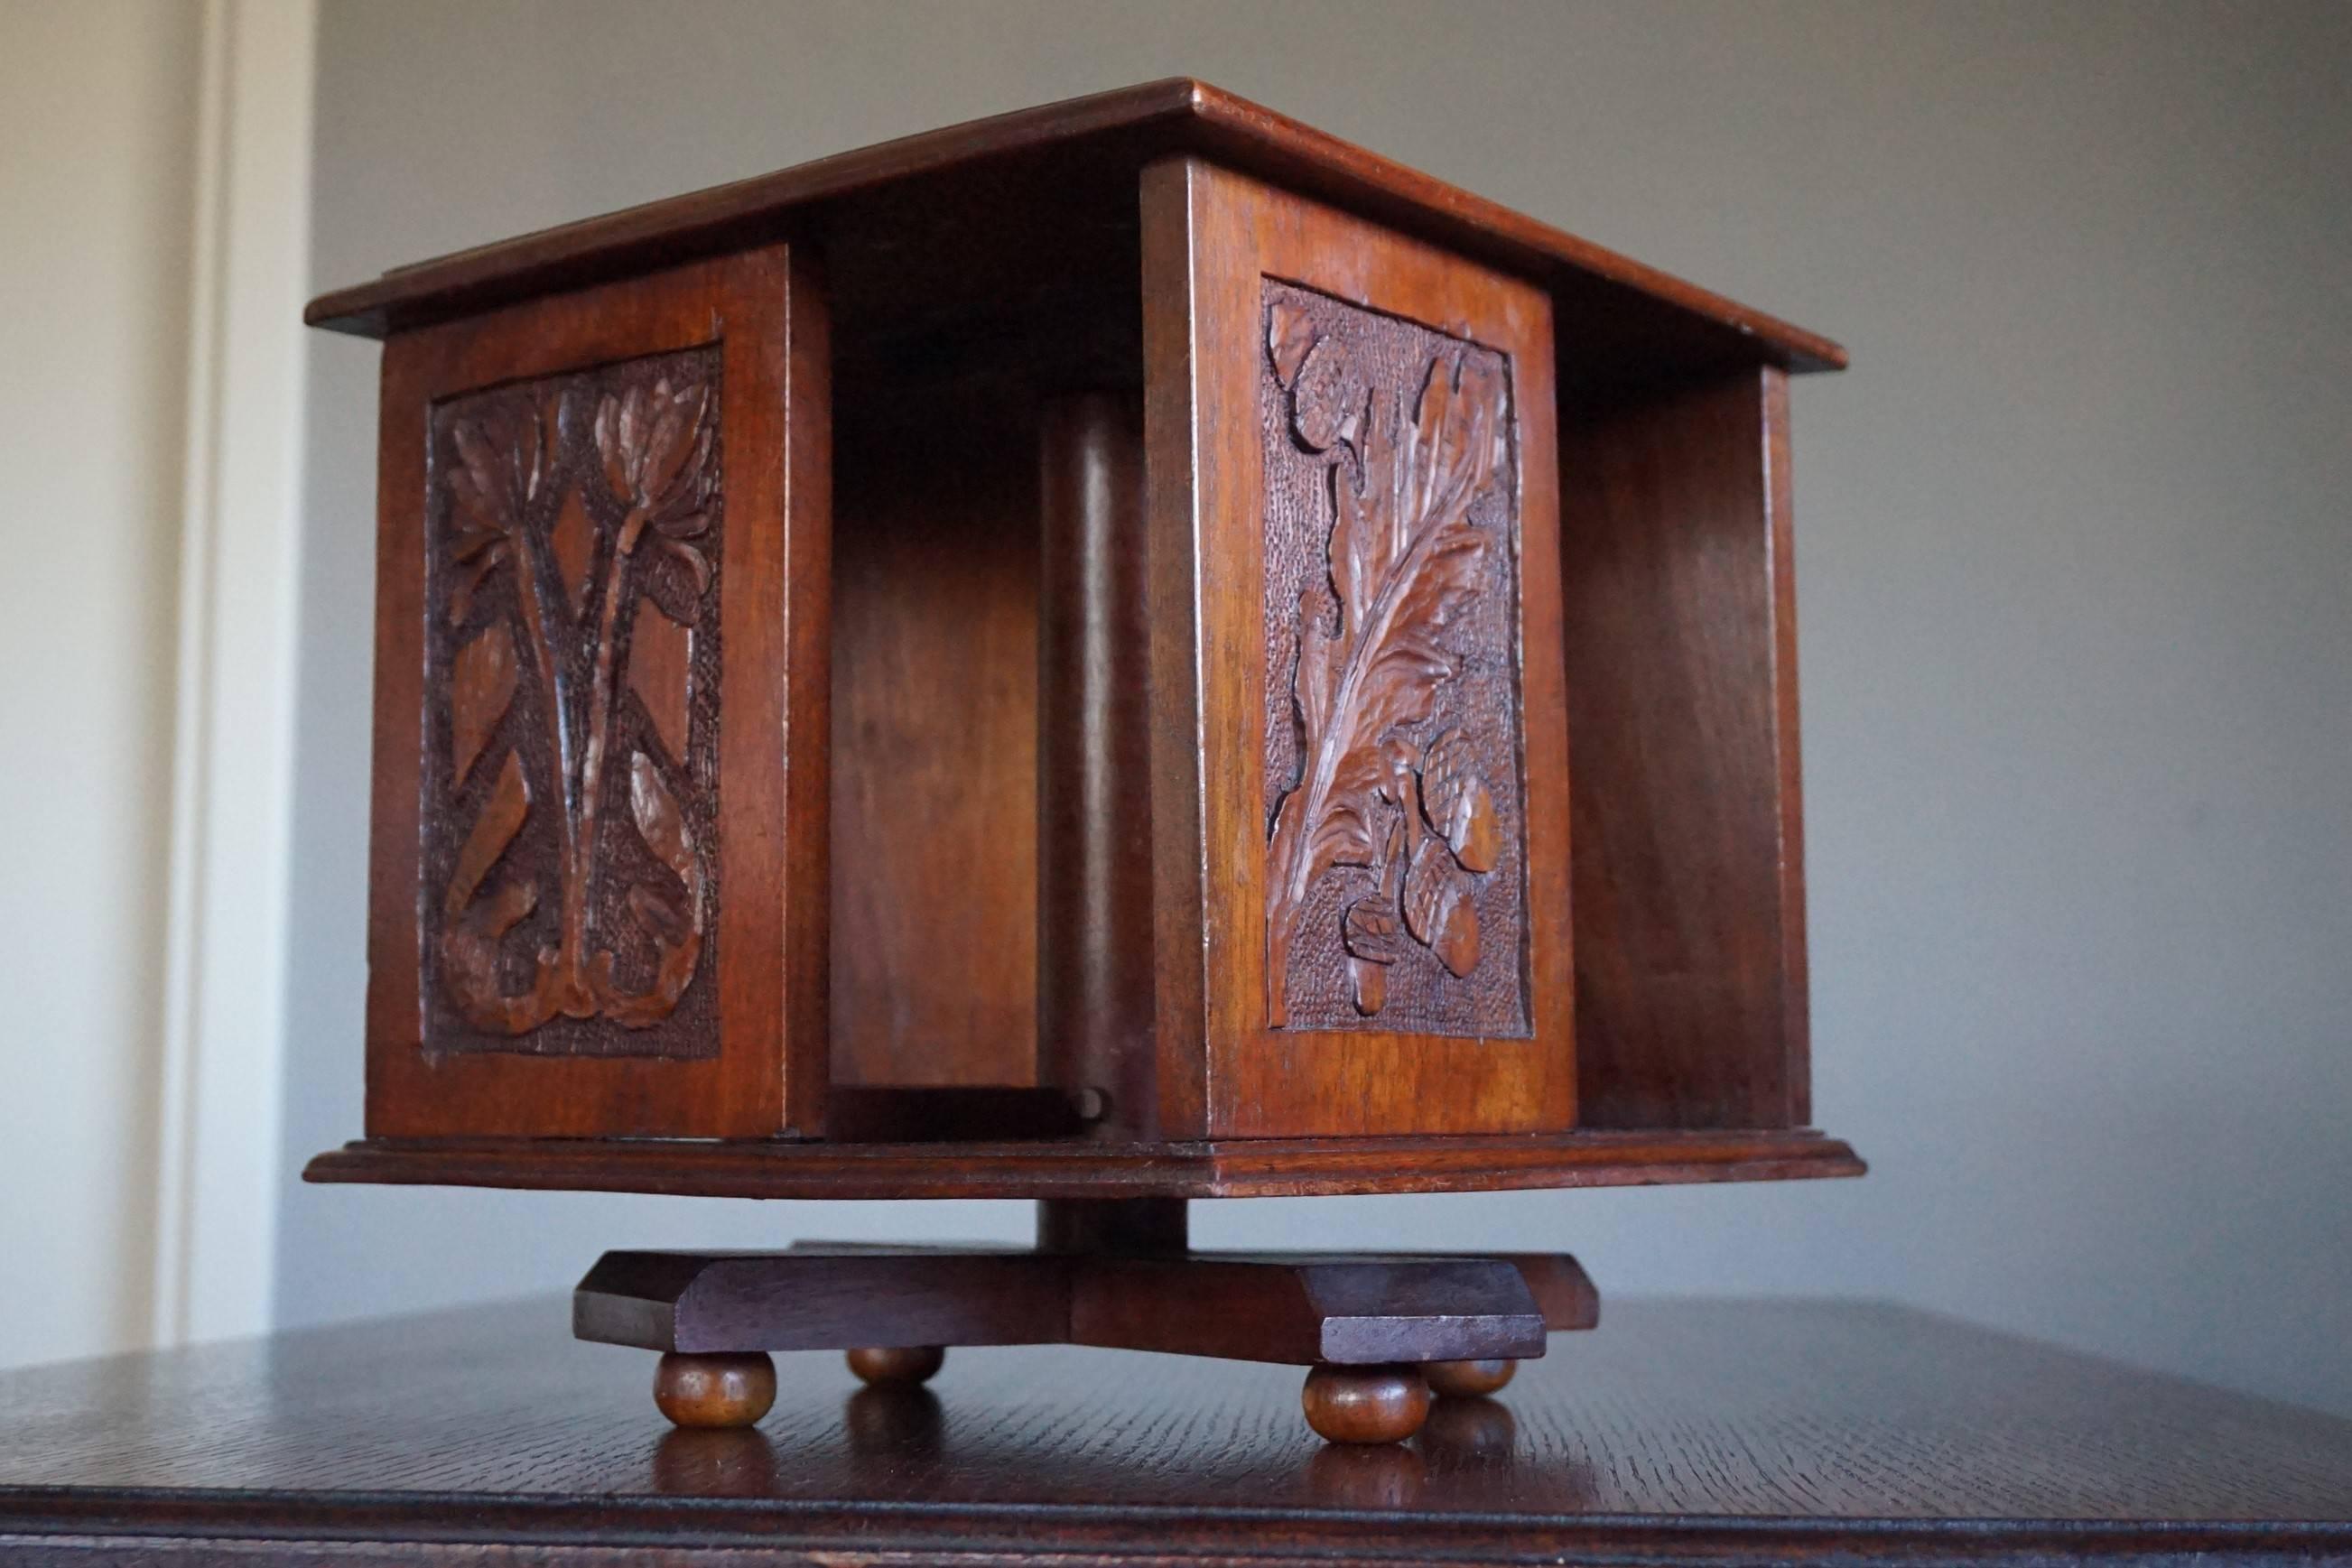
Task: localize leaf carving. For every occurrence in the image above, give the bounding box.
[1342,895,1406,965]
[1269,301,1316,386]
[430,352,720,1044]
[627,881,689,944]
[596,377,712,519]
[444,399,543,628]
[591,750,705,1029]
[628,750,693,880]
[1344,817,1412,1019]
[1433,892,1481,979]
[444,749,529,918]
[1404,833,1481,979]
[448,539,507,626]
[1335,813,1409,1019]
[643,536,712,626]
[1269,300,1366,453]
[1265,340,1509,1025]
[1289,337,1362,453]
[449,400,547,540]
[1418,727,1501,875]
[449,624,516,789]
[439,748,571,1036]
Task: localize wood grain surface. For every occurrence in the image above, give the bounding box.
[363,246,830,1140]
[3,1301,2348,1567]
[573,1245,1579,1367]
[302,79,1845,396]
[1561,368,1810,1130]
[828,376,1038,1090]
[1139,158,1573,1140]
[1037,393,1154,1132]
[424,346,726,1058]
[315,76,1862,1187]
[305,1126,1863,1200]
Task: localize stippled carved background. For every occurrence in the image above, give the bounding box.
[422,346,723,1059]
[1260,281,1531,1037]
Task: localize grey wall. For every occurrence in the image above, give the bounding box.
[282,0,2352,1415]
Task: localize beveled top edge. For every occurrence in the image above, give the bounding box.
[304,77,1846,372]
[302,1126,1866,1202]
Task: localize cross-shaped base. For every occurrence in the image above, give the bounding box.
[573,1200,1597,1444]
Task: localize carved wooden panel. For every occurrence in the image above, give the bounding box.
[1260,282,1530,1037]
[422,347,723,1058]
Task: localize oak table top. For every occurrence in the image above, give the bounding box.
[2,1298,2347,1566]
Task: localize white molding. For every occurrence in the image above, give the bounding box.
[153,0,318,1348]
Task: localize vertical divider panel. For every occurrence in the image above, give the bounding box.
[1559,366,1808,1129]
[826,382,1039,1094]
[772,245,834,1138]
[1139,158,1213,1141]
[1762,369,1812,1126]
[1140,158,1573,1140]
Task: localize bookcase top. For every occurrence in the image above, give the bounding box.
[305,77,1845,381]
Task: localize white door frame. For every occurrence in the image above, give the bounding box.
[153,0,318,1348]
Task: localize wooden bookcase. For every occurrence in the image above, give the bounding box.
[302,79,1859,1443]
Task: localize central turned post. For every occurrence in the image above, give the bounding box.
[1036,1197,1188,1255]
[1037,394,1155,1138]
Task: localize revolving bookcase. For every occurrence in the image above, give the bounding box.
[302,79,1862,1444]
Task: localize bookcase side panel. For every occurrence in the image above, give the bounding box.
[1141,157,1573,1140]
[363,245,830,1139]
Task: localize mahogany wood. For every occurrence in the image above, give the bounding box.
[1037,393,1154,1133]
[1139,156,1574,1139]
[1035,1197,1189,1255]
[575,1250,1066,1355]
[844,1347,945,1387]
[822,153,1144,396]
[650,1352,775,1429]
[821,1086,1077,1143]
[363,246,830,1139]
[308,1126,1863,1199]
[574,1239,1570,1369]
[308,79,1864,1210]
[1423,1357,1516,1397]
[830,380,1038,1090]
[303,80,1845,394]
[1066,1256,1548,1366]
[11,1299,2349,1567]
[1300,1363,1430,1445]
[1560,368,1808,1128]
[1496,1249,1604,1331]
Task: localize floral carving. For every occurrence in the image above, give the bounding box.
[1262,294,1520,1026]
[429,353,720,1046]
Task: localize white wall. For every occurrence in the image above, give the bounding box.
[0,0,200,1369]
[280,0,2352,1415]
[0,0,312,1372]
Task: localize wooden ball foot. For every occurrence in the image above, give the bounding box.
[1301,1363,1430,1444]
[653,1351,776,1429]
[846,1345,946,1387]
[1424,1357,1517,1397]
